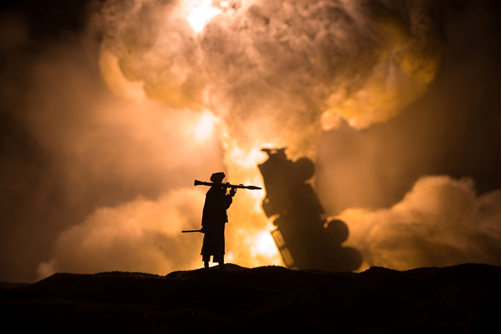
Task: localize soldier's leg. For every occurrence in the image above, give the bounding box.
[203,254,210,268]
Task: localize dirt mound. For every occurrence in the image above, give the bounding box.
[0,263,499,333]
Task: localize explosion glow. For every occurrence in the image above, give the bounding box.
[192,110,218,142]
[183,0,222,32]
[1,0,497,282]
[250,229,277,258]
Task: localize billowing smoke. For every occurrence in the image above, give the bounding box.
[0,0,499,282]
[339,176,500,270]
[101,0,442,158]
[37,188,207,278]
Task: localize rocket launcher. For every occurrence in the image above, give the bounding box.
[194,180,262,190]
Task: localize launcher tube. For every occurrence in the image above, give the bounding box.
[194,179,262,190]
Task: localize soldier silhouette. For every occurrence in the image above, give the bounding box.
[200,172,236,270]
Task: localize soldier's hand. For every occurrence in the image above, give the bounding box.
[230,188,237,197]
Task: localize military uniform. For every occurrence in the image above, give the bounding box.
[200,184,233,264]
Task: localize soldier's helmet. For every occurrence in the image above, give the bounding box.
[210,172,225,182]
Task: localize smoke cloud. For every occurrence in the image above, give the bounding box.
[101,0,442,158]
[37,188,207,279]
[339,176,500,270]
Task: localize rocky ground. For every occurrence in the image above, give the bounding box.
[0,263,500,333]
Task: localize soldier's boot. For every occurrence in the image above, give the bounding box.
[219,262,227,270]
[204,260,209,269]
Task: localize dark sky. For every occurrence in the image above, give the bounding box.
[0,0,499,282]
